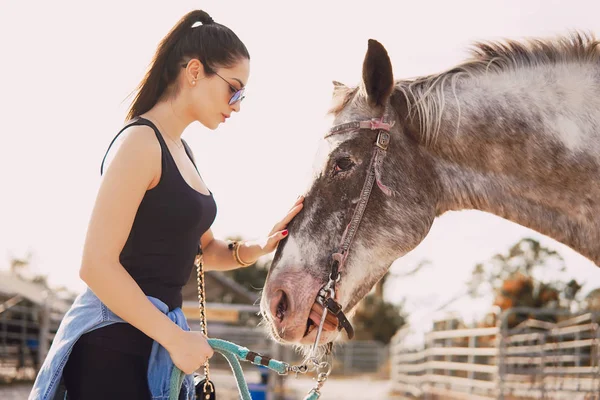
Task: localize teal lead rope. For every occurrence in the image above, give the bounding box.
[187,250,325,400]
[171,338,322,400]
[207,338,287,400]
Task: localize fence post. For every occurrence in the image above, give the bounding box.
[539,332,546,400]
[381,344,388,377]
[593,321,599,399]
[444,320,450,381]
[425,334,433,400]
[468,335,476,393]
[267,340,285,400]
[1,309,7,361]
[38,291,51,373]
[344,343,352,375]
[496,310,508,400]
[18,303,27,377]
[575,331,581,367]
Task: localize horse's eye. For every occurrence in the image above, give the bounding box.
[334,157,355,174]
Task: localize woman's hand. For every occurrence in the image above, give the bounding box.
[263,195,304,253]
[239,196,304,263]
[164,329,214,375]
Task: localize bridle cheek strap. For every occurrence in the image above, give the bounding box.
[318,109,394,340]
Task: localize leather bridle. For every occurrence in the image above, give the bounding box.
[311,106,395,348]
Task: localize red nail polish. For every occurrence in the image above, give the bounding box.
[282,230,288,236]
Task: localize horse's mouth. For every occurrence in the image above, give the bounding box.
[302,302,339,339]
[303,317,316,338]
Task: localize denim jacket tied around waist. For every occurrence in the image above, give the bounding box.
[28,287,195,400]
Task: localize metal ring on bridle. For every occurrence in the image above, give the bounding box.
[317,361,332,377]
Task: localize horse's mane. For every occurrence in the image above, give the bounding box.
[331,32,600,146]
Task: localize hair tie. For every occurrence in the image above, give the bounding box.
[192,15,214,28]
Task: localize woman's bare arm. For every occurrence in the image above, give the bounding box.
[79,126,182,349]
[200,230,263,271]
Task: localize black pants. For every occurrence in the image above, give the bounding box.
[62,323,153,400]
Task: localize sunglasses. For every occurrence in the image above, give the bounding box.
[181,62,245,105]
[214,71,245,105]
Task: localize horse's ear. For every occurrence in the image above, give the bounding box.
[362,39,394,108]
[332,80,348,98]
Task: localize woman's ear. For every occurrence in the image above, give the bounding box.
[184,58,205,84]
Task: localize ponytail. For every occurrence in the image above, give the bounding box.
[126,10,249,121]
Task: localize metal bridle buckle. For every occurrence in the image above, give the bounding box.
[376,131,390,150]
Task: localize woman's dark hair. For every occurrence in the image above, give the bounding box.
[126,10,250,121]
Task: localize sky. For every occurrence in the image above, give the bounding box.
[1,1,600,331]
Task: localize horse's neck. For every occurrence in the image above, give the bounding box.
[419,65,600,264]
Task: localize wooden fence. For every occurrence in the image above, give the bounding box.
[391,308,600,399]
[0,296,62,382]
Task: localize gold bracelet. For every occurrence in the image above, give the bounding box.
[228,241,254,267]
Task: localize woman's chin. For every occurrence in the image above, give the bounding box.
[199,118,220,131]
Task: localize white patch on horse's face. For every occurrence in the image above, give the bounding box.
[273,229,321,278]
[311,139,332,178]
[276,205,347,280]
[310,133,359,181]
[276,236,303,267]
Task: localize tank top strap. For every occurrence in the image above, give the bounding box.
[181,139,198,170]
[100,117,168,176]
[181,139,211,193]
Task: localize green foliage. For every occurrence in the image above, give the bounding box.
[467,238,584,325]
[468,238,567,297]
[352,294,406,344]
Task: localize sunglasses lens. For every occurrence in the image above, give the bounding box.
[229,89,245,105]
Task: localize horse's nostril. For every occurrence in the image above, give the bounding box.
[274,290,288,322]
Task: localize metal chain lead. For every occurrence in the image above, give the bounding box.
[195,251,214,396]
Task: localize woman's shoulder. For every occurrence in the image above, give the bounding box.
[120,122,160,146]
[102,123,162,174]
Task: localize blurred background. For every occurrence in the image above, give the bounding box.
[1,1,600,398]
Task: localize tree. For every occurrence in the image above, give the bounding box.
[223,259,270,293]
[468,238,583,327]
[351,268,410,344]
[352,294,406,344]
[10,252,33,276]
[8,252,50,288]
[583,288,600,311]
[468,238,567,297]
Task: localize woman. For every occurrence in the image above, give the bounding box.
[30,9,303,400]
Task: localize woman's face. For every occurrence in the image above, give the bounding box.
[187,58,250,130]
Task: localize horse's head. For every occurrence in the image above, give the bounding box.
[260,40,438,347]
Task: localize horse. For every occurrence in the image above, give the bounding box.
[260,32,600,353]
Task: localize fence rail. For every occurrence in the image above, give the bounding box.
[391,308,600,399]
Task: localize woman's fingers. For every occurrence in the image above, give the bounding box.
[268,196,305,239]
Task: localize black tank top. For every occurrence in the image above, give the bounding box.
[100,116,217,310]
[75,117,217,356]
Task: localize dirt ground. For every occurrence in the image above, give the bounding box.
[1,370,398,400]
